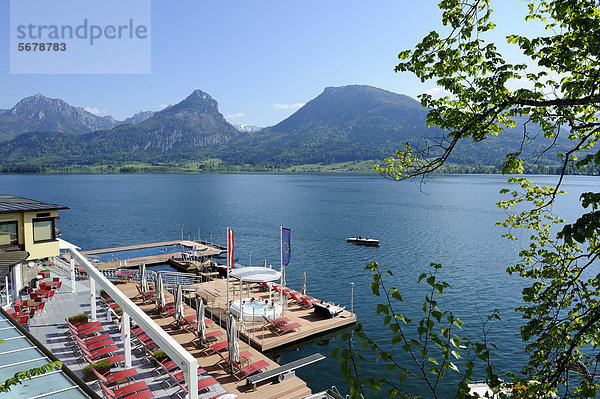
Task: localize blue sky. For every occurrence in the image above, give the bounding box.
[1,1,537,127]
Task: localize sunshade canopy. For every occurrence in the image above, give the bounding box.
[229,266,281,283]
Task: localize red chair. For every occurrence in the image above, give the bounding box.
[35,301,45,315]
[83,353,125,368]
[91,365,137,389]
[235,360,269,380]
[100,381,154,399]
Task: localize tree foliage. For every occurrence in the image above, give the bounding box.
[338,0,600,398]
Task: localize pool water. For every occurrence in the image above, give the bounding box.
[230,298,283,322]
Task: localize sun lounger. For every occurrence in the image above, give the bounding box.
[84,353,124,368]
[92,365,137,388]
[265,318,301,335]
[100,381,154,399]
[236,360,269,380]
[81,344,119,361]
[299,295,321,309]
[262,315,289,327]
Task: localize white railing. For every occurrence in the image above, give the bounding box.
[154,270,204,289]
[70,249,200,399]
[0,284,10,308]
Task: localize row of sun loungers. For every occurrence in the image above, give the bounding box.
[65,317,155,399]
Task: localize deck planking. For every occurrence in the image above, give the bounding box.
[79,241,223,269]
[114,282,312,399]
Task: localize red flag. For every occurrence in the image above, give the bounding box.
[228,228,235,269]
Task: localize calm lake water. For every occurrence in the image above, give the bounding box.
[1,173,597,396]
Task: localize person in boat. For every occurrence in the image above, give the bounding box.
[366,236,369,239]
[358,236,362,239]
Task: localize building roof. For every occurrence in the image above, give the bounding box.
[0,194,69,214]
[0,310,94,399]
[0,251,29,280]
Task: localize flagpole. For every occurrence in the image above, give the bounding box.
[227,227,230,314]
[280,226,283,309]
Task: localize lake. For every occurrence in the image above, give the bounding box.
[1,173,597,396]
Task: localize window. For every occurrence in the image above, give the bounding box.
[33,218,55,243]
[0,221,18,245]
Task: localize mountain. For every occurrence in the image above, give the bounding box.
[89,90,240,154]
[0,89,241,166]
[234,122,263,133]
[222,85,438,166]
[123,111,154,125]
[0,94,120,141]
[0,85,569,171]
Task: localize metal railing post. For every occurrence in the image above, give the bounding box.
[70,258,76,293]
[122,311,132,368]
[89,275,97,321]
[351,282,354,316]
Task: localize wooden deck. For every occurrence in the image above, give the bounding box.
[115,282,313,399]
[79,241,224,270]
[192,279,356,352]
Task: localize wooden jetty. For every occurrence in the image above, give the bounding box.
[191,279,356,352]
[114,282,313,399]
[79,240,224,270]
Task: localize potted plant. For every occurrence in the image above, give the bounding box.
[39,269,50,279]
[67,313,88,327]
[99,289,110,299]
[114,307,123,316]
[82,360,111,381]
[152,349,168,364]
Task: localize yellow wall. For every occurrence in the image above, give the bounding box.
[0,210,60,260]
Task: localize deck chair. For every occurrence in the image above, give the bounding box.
[265,319,301,336]
[71,333,112,347]
[66,319,101,332]
[135,286,156,302]
[235,360,269,380]
[165,373,219,399]
[262,315,289,327]
[206,340,228,356]
[100,381,154,399]
[91,365,137,389]
[299,295,320,309]
[79,344,119,362]
[76,336,115,352]
[83,353,125,368]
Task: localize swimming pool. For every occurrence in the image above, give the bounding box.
[91,244,187,263]
[230,298,283,322]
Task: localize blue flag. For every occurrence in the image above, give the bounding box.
[281,227,291,266]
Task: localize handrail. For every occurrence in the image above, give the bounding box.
[69,248,199,399]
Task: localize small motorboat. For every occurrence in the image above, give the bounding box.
[346,237,379,246]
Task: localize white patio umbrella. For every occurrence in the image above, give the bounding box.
[227,313,238,373]
[196,298,206,343]
[175,284,185,325]
[301,271,306,296]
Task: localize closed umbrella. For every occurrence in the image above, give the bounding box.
[263,259,267,268]
[154,273,160,307]
[227,313,237,373]
[140,263,148,293]
[158,275,166,309]
[175,284,184,325]
[196,298,206,343]
[301,271,306,296]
